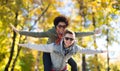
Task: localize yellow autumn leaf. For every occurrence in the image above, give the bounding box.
[94,42,98,49]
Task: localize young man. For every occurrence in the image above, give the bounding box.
[18,30,106,71]
[10,15,100,71]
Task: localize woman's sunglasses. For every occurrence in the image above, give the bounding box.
[64,37,74,41]
[57,25,66,29]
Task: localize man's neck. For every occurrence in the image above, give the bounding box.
[63,44,70,49]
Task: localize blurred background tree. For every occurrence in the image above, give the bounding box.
[0,0,120,71]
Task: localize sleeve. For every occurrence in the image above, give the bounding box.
[19,30,50,38]
[75,32,94,37]
[77,46,103,54]
[19,43,54,53]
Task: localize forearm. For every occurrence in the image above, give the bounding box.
[78,48,103,54]
[19,43,53,52]
[75,32,94,37]
[19,31,48,37]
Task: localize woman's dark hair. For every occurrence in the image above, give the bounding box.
[54,15,69,27]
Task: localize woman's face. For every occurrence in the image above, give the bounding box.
[63,33,75,48]
[56,22,67,35]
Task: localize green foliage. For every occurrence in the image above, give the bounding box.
[110,64,120,71]
[87,55,106,71]
[19,52,35,71]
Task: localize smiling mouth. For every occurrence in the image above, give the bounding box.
[58,30,64,34]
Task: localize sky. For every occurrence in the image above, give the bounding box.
[57,0,77,17]
[57,0,120,62]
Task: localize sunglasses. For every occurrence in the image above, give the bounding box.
[57,25,66,29]
[64,37,74,41]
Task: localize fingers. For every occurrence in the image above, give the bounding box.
[9,23,18,33]
[18,44,21,46]
[95,29,101,34]
[18,44,24,47]
[101,50,107,53]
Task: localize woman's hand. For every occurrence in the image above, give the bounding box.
[10,23,19,33]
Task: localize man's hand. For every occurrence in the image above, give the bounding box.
[101,50,107,53]
[18,44,24,47]
[94,28,102,34]
[10,23,19,33]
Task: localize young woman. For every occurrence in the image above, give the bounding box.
[18,30,106,71]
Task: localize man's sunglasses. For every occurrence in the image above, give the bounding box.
[64,37,74,41]
[57,25,66,29]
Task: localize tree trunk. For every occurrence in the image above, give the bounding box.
[107,29,110,71]
[92,12,100,71]
[95,54,100,71]
[35,52,40,71]
[11,36,25,71]
[82,54,86,71]
[4,12,18,71]
[11,47,22,71]
[4,32,16,71]
[78,0,87,70]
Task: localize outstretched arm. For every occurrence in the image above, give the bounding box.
[18,43,54,53]
[19,31,49,37]
[77,46,106,54]
[75,29,101,37]
[75,32,94,37]
[10,24,49,38]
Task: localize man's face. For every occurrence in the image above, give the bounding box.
[63,33,75,48]
[56,22,67,35]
